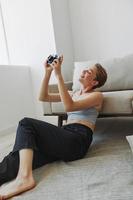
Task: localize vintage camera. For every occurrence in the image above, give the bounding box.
[47,54,59,64]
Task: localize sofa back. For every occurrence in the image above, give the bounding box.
[72,54,133,92]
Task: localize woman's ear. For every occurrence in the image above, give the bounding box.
[92,80,98,87]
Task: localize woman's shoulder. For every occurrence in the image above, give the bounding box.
[85,91,103,109]
[93,91,103,98]
[92,91,103,110]
[84,91,103,99]
[92,91,103,103]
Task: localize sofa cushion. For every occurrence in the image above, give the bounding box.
[51,90,133,115]
[41,102,52,114]
[72,54,133,92]
[101,90,133,115]
[52,102,65,113]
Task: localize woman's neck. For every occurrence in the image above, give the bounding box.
[79,87,94,94]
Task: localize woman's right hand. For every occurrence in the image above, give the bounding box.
[44,59,53,73]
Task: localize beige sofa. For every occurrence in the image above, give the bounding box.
[42,54,133,126]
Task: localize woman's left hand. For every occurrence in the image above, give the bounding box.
[51,55,63,77]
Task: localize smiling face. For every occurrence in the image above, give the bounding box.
[79,65,98,89]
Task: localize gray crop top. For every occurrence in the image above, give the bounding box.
[67,107,99,125]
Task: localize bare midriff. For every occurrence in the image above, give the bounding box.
[66,119,95,132]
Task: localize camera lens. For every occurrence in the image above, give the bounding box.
[47,54,58,64]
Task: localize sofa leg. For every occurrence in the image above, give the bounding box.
[57,114,67,127]
[58,115,63,127]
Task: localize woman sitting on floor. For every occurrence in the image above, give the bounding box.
[0,55,107,199]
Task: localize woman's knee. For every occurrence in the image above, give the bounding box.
[19,117,32,126]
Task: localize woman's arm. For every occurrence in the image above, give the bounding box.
[56,74,74,110]
[68,92,103,111]
[39,60,61,102]
[51,56,75,111]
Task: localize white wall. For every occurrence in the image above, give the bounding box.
[50,0,74,82]
[0,0,56,118]
[69,0,133,61]
[0,2,8,64]
[0,65,35,134]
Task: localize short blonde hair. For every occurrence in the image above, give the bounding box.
[93,63,107,89]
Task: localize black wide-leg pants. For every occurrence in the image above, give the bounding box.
[0,117,93,186]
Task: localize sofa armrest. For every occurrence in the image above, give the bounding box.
[48,81,73,93]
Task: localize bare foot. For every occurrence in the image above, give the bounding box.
[0,176,36,199]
